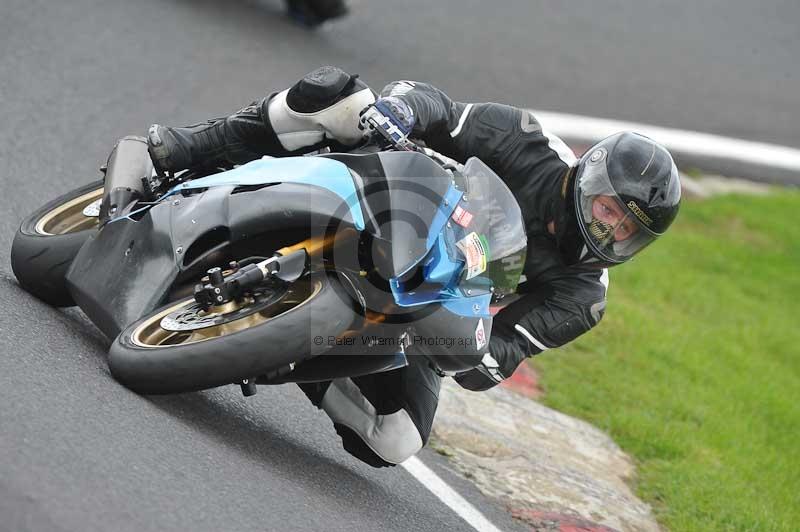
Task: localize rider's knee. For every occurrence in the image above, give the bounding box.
[321,378,424,465]
[267,66,375,151]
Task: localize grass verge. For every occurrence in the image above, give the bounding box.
[532,190,800,531]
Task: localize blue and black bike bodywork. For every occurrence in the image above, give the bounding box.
[12,138,527,395]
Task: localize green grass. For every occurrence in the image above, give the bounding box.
[532,190,800,531]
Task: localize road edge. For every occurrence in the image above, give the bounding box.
[531,109,800,185]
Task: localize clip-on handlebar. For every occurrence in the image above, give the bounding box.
[360,107,464,172]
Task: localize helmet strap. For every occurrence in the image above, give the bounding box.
[552,170,584,264]
[560,167,575,199]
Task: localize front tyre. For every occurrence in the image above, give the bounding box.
[108,273,357,394]
[11,180,104,307]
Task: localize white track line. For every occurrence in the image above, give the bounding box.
[401,456,505,532]
[530,109,800,174]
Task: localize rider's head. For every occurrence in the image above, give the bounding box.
[557,132,681,268]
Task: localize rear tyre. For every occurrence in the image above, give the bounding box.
[108,273,358,394]
[11,181,104,307]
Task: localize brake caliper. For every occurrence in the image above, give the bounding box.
[193,249,310,308]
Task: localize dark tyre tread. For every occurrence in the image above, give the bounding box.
[11,180,104,307]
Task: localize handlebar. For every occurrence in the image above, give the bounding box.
[360,109,464,172]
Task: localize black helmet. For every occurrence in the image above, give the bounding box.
[573,132,681,266]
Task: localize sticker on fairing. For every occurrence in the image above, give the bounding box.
[451,205,474,227]
[456,232,489,280]
[474,318,487,350]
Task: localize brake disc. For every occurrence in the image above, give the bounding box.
[160,286,287,332]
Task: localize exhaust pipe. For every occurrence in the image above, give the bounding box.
[99,135,154,223]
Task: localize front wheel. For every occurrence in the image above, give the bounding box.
[11,180,104,307]
[108,273,358,394]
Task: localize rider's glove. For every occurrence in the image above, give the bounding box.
[359,96,415,145]
[453,321,531,391]
[453,353,508,391]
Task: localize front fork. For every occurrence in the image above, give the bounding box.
[193,248,310,308]
[193,233,396,398]
[191,246,314,397]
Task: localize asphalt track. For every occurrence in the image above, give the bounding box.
[1,0,797,530]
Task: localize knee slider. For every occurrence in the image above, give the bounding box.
[287,66,364,113]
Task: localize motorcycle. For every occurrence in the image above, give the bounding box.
[10,122,527,396]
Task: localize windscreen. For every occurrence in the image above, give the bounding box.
[446,157,527,297]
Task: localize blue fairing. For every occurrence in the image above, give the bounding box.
[389,183,491,318]
[442,292,491,319]
[163,157,365,230]
[174,157,365,230]
[391,233,491,318]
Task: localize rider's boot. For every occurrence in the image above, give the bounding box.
[286,0,349,27]
[147,66,374,174]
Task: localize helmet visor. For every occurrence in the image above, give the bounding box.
[575,162,658,264]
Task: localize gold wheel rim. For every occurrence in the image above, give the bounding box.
[34,188,103,236]
[130,277,323,348]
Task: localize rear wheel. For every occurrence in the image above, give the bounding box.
[11,181,104,307]
[109,273,357,394]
